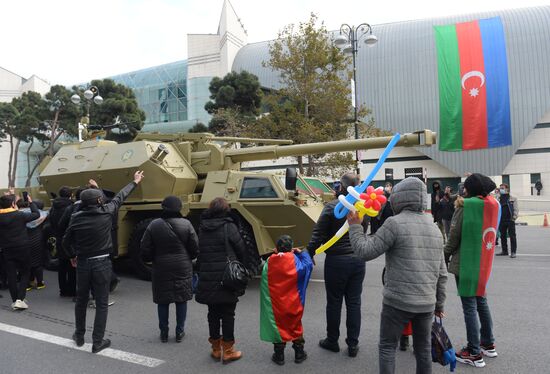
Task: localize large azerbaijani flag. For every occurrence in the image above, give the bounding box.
[458,196,500,297]
[260,251,312,343]
[434,17,512,151]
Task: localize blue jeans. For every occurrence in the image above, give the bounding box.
[456,277,494,354]
[158,302,187,334]
[324,255,366,346]
[75,256,111,344]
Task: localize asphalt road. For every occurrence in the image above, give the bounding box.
[0,225,548,374]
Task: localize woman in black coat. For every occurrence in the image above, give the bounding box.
[195,197,247,364]
[141,196,199,343]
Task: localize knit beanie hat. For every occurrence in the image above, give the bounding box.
[464,173,496,197]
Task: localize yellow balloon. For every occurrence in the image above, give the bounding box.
[365,207,379,217]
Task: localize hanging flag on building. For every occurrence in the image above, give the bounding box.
[434,17,512,151]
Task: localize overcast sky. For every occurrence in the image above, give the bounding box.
[1,0,548,86]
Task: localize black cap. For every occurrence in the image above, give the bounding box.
[80,189,103,206]
[161,195,182,213]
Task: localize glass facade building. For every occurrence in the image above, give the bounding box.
[110,60,201,131]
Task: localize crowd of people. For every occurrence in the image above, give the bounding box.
[0,170,517,372]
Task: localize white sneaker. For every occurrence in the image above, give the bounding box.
[14,299,28,310]
[11,302,17,310]
[481,344,498,358]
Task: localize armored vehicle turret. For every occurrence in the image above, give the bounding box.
[39,130,436,279]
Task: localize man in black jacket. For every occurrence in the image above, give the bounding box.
[307,173,366,357]
[63,171,144,353]
[431,180,445,241]
[0,193,40,310]
[48,186,75,297]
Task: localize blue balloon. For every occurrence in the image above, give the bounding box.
[334,133,401,219]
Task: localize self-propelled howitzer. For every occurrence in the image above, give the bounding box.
[38,130,436,279]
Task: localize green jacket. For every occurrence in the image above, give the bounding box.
[443,206,463,275]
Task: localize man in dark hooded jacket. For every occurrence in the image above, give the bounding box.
[48,186,75,297]
[63,171,143,353]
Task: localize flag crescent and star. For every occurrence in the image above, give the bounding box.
[434,17,512,151]
[461,70,485,98]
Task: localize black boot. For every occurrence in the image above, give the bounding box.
[292,342,308,363]
[399,335,409,351]
[160,330,168,343]
[496,251,508,256]
[272,343,285,365]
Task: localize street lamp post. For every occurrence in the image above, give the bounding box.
[71,86,103,141]
[334,24,378,176]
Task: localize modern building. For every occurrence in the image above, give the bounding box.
[110,0,247,133]
[0,67,50,188]
[0,66,50,103]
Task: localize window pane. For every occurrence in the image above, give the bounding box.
[240,177,278,198]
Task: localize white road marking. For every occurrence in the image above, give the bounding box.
[513,254,550,257]
[0,322,164,368]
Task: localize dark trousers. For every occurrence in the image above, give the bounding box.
[58,258,76,296]
[74,256,111,344]
[208,303,236,342]
[379,303,433,374]
[324,255,366,346]
[158,302,187,334]
[499,220,517,254]
[30,266,43,284]
[5,256,30,302]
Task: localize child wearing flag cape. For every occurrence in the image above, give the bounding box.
[444,173,499,368]
[260,235,313,365]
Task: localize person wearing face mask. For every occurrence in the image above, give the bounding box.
[496,184,519,258]
[431,181,446,241]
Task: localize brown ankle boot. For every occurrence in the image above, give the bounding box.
[209,338,222,361]
[221,340,242,364]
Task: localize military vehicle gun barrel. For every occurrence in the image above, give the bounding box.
[225,130,436,163]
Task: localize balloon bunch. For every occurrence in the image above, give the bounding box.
[315,186,386,255]
[315,133,401,255]
[340,185,387,218]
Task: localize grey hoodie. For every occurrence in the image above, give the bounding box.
[349,177,447,313]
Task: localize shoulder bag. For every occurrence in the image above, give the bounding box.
[221,224,249,295]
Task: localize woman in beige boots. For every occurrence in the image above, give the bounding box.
[195,198,248,363]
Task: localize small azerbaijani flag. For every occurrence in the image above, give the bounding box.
[458,196,500,297]
[260,251,313,343]
[434,17,512,151]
